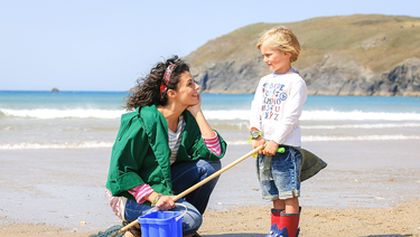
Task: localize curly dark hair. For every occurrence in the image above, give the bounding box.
[126,55,190,110]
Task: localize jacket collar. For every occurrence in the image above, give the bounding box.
[138,105,172,180]
[137,105,193,180]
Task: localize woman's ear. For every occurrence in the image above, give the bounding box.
[166,89,176,98]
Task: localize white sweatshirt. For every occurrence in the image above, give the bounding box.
[250,70,307,147]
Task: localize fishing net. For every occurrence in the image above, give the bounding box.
[88,225,123,237]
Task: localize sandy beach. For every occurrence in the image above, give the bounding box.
[0,138,419,237]
[1,200,420,237]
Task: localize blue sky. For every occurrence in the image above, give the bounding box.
[1,0,419,91]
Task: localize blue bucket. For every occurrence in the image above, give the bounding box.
[138,209,185,237]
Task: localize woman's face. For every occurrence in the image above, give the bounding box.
[260,41,291,74]
[173,71,200,107]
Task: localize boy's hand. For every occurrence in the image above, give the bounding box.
[262,140,279,156]
[252,138,265,154]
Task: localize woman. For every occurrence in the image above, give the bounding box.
[106,56,227,237]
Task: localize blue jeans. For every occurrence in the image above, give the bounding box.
[124,159,221,235]
[171,159,221,214]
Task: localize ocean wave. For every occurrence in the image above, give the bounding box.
[225,134,420,145]
[302,135,420,142]
[2,108,420,121]
[0,108,124,119]
[202,110,420,121]
[301,123,420,129]
[302,110,420,121]
[205,110,250,120]
[2,134,419,150]
[0,141,113,150]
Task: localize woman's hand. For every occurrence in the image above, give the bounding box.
[154,195,176,211]
[262,140,279,156]
[186,94,201,116]
[187,94,215,138]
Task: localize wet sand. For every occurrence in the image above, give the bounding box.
[0,139,419,236]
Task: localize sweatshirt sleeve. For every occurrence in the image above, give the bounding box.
[190,130,227,161]
[203,131,222,156]
[176,111,227,162]
[250,79,264,130]
[272,79,307,144]
[128,184,154,204]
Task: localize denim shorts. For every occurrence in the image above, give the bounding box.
[256,146,302,200]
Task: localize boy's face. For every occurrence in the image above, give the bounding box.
[260,42,292,74]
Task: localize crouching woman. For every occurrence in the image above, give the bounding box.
[106,56,226,237]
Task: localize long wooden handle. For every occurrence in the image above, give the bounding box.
[119,145,264,233]
[173,145,264,200]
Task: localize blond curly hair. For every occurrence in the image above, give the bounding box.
[256,26,301,63]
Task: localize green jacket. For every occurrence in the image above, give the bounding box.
[106,105,227,199]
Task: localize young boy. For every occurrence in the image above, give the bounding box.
[250,26,307,237]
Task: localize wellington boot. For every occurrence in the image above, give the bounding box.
[267,207,301,237]
[266,209,285,237]
[271,208,283,226]
[277,211,300,237]
[266,225,288,237]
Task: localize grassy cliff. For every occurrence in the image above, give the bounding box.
[185,15,420,95]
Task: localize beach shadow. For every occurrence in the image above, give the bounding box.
[203,234,414,237]
[202,234,265,237]
[360,235,413,237]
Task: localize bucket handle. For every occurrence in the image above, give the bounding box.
[174,203,188,221]
[139,202,188,221]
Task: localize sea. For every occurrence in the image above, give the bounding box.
[1,90,420,227]
[1,90,420,150]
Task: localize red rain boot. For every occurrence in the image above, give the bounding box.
[271,208,283,226]
[266,209,284,237]
[278,211,300,237]
[267,208,300,237]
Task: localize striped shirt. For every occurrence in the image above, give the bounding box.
[168,116,185,165]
